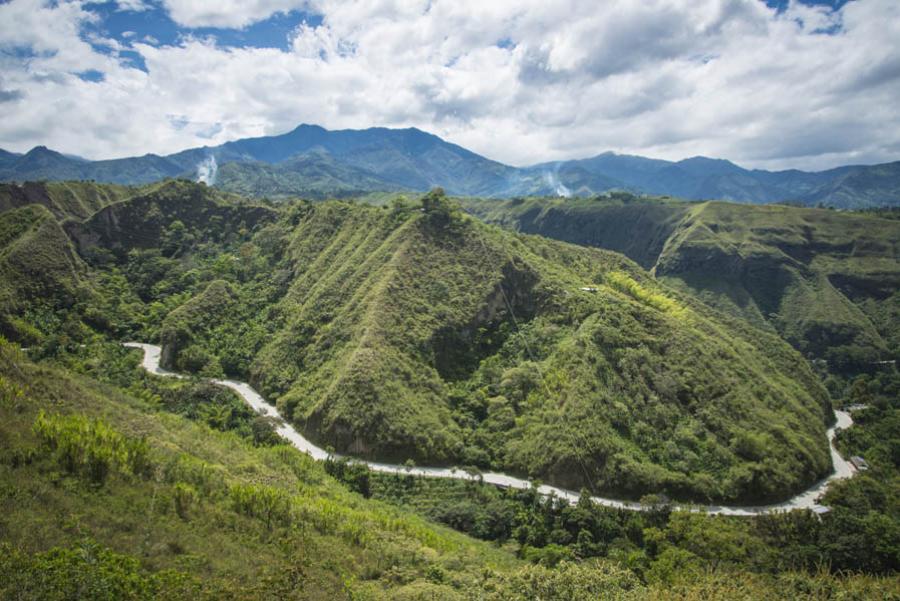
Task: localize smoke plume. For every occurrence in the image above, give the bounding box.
[196,155,218,185]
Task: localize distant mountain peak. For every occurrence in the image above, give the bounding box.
[2,125,898,207]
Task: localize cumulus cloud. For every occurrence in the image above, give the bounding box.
[162,0,313,28]
[0,0,898,171]
[116,0,152,12]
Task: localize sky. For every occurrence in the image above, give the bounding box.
[0,0,898,171]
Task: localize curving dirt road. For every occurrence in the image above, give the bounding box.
[125,342,857,516]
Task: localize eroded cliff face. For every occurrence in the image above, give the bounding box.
[468,198,899,365]
[65,182,276,260]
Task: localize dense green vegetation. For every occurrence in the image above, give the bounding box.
[2,341,897,599]
[466,194,900,373]
[0,183,838,503]
[1,176,898,596]
[0,340,530,599]
[149,189,836,503]
[368,468,899,575]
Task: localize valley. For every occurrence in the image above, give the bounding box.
[2,179,898,598]
[3,2,899,597]
[125,341,859,516]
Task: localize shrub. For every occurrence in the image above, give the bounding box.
[32,411,153,485]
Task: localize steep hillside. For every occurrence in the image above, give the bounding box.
[36,181,837,504]
[65,180,276,260]
[0,341,524,599]
[465,196,900,370]
[0,181,848,504]
[0,180,133,221]
[0,204,90,343]
[139,192,833,504]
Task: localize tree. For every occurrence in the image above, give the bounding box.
[420,188,459,230]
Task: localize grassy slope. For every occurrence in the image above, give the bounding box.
[0,204,90,342]
[0,184,840,502]
[0,342,520,599]
[465,196,900,366]
[3,344,895,600]
[0,181,134,221]
[223,200,833,503]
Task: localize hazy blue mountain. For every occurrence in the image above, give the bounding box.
[0,146,184,184]
[214,149,406,198]
[1,125,899,207]
[0,149,21,169]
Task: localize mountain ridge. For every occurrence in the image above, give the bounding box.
[1,125,899,207]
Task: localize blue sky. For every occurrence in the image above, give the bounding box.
[0,0,898,170]
[80,2,324,59]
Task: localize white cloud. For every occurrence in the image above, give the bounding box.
[116,0,152,12]
[0,0,899,171]
[162,0,312,28]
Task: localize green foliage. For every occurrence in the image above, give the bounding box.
[420,187,462,230]
[230,482,293,529]
[480,560,640,600]
[604,271,687,317]
[324,456,372,498]
[0,180,840,503]
[465,196,900,374]
[223,199,831,503]
[0,340,523,598]
[32,411,152,484]
[369,469,899,578]
[0,540,205,601]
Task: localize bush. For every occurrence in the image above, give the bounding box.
[32,411,153,485]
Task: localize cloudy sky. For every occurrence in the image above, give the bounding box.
[0,0,898,170]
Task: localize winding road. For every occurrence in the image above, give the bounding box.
[125,342,857,516]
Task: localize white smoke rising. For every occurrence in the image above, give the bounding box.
[196,155,218,185]
[543,169,571,198]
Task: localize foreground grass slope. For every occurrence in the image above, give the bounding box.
[466,195,900,371]
[1,342,896,600]
[0,341,524,599]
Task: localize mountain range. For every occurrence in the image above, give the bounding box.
[2,124,899,208]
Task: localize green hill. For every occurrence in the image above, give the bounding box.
[0,340,523,599]
[465,195,900,372]
[0,181,133,221]
[64,179,276,260]
[128,190,833,504]
[4,181,835,504]
[0,204,91,343]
